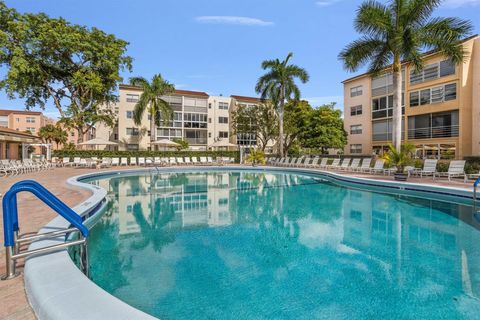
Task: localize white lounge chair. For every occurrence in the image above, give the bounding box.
[358,158,372,172]
[99,158,111,168]
[337,158,351,170]
[318,158,328,169]
[327,158,340,170]
[346,158,361,171]
[306,157,319,168]
[120,157,128,166]
[207,157,214,165]
[413,159,438,178]
[138,157,146,166]
[129,157,137,166]
[111,158,120,166]
[176,157,184,165]
[191,157,199,165]
[367,159,385,174]
[184,157,192,165]
[300,157,311,167]
[434,160,467,182]
[72,157,81,167]
[154,157,162,166]
[199,157,208,165]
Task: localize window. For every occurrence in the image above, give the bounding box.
[350,86,363,97]
[409,83,457,107]
[208,103,212,109]
[26,117,36,123]
[126,111,134,119]
[219,131,229,138]
[350,144,362,154]
[126,127,140,136]
[184,113,207,128]
[219,116,228,124]
[26,127,36,134]
[420,89,430,105]
[126,94,139,103]
[0,116,8,127]
[218,102,229,110]
[208,132,212,138]
[350,105,362,116]
[408,110,459,139]
[350,125,362,135]
[444,83,457,101]
[372,119,405,141]
[16,118,20,122]
[208,118,212,123]
[372,94,405,119]
[409,59,455,85]
[126,144,139,151]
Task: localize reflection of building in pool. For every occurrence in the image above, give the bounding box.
[341,188,480,297]
[113,173,242,236]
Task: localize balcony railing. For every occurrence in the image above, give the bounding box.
[186,138,207,145]
[408,125,459,140]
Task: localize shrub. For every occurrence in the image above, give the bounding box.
[53,150,240,163]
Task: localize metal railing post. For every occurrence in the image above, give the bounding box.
[2,247,17,280]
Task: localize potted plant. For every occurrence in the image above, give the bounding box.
[382,143,415,181]
[245,148,266,167]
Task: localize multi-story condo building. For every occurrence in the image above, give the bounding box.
[0,109,55,135]
[96,85,265,151]
[342,35,480,159]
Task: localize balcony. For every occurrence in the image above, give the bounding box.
[186,137,207,145]
[407,125,459,140]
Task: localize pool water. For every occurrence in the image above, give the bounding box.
[84,170,480,319]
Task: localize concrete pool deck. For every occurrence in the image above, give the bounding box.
[0,165,476,319]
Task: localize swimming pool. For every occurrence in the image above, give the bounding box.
[81,169,480,319]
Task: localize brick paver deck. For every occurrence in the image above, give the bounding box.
[0,166,473,319]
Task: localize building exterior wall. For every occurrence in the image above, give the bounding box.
[207,96,231,146]
[342,36,480,159]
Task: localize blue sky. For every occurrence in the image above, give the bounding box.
[1,0,479,119]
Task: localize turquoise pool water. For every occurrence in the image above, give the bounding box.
[84,170,480,319]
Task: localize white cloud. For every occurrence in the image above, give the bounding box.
[195,16,274,26]
[316,0,342,7]
[443,0,480,7]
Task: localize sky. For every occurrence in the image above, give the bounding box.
[1,0,479,119]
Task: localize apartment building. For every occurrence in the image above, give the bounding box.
[96,85,265,151]
[0,109,55,135]
[343,35,480,159]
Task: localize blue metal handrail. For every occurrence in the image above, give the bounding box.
[3,180,88,247]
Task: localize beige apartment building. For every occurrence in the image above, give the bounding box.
[0,109,55,135]
[96,85,265,151]
[343,35,480,159]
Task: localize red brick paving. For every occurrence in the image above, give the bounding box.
[0,166,473,319]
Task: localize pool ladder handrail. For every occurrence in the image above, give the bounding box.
[2,180,89,280]
[474,177,480,214]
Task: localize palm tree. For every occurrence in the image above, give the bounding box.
[255,53,309,157]
[129,74,175,144]
[339,0,472,151]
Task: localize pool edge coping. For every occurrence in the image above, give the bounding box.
[23,165,475,319]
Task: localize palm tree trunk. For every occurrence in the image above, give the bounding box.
[150,109,156,148]
[392,57,402,151]
[278,86,285,157]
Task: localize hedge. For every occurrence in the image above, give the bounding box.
[52,150,240,163]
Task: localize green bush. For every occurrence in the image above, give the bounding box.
[52,150,240,163]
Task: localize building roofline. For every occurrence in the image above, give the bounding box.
[118,84,209,97]
[0,127,40,138]
[230,95,262,103]
[0,109,43,116]
[341,34,479,84]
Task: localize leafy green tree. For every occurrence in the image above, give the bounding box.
[256,53,309,157]
[231,103,278,151]
[0,2,132,143]
[129,74,175,144]
[339,0,472,151]
[301,103,347,154]
[283,100,312,154]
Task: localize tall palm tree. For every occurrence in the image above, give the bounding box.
[255,53,309,157]
[129,74,175,144]
[339,0,472,151]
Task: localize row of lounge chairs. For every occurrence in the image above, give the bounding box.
[267,157,474,182]
[54,156,236,168]
[0,159,54,176]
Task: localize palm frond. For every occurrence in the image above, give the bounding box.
[338,36,387,72]
[133,92,149,125]
[129,76,149,89]
[355,0,392,37]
